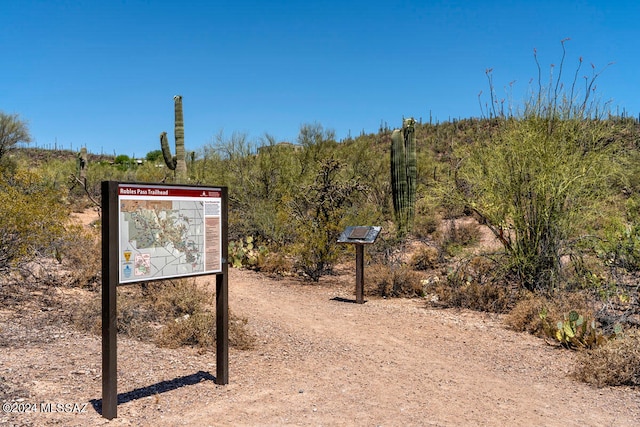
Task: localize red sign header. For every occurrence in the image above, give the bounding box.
[118,185,221,198]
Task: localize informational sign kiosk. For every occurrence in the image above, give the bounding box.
[101,181,228,419]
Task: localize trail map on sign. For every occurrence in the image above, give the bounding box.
[118,185,222,283]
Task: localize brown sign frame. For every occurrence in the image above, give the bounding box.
[101,181,229,420]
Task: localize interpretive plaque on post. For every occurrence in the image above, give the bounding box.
[337,226,381,303]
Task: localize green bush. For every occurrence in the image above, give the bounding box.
[0,167,76,275]
[411,196,440,239]
[454,47,623,292]
[598,221,640,272]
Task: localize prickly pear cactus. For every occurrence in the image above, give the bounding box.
[160,95,187,183]
[391,117,417,237]
[229,236,268,269]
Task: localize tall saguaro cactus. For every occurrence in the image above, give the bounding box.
[160,95,187,183]
[391,117,417,237]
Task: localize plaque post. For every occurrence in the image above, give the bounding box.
[337,226,381,304]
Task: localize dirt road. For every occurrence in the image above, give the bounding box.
[1,267,639,426]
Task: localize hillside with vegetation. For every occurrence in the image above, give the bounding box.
[2,107,640,387]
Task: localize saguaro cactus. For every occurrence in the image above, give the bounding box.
[160,95,187,183]
[77,146,88,184]
[390,117,417,237]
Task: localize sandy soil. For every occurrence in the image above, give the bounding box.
[1,265,639,427]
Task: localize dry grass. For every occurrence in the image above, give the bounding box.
[574,328,640,387]
[505,292,597,337]
[436,218,483,255]
[71,279,254,350]
[156,311,216,348]
[410,246,440,271]
[429,279,513,313]
[365,263,425,298]
[425,256,514,313]
[157,311,254,350]
[259,252,295,276]
[504,294,548,336]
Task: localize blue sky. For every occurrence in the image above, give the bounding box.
[2,1,639,157]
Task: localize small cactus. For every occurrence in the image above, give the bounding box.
[160,95,187,183]
[229,236,268,269]
[540,309,613,349]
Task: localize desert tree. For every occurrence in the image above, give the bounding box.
[290,157,366,281]
[0,112,31,161]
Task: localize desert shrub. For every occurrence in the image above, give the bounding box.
[426,256,513,312]
[71,279,254,350]
[0,167,76,275]
[411,196,440,239]
[157,311,253,350]
[429,278,512,313]
[36,157,76,191]
[410,245,440,271]
[142,280,212,318]
[156,311,216,348]
[436,218,482,256]
[116,288,158,340]
[259,252,294,276]
[70,288,155,339]
[366,263,424,298]
[132,161,168,183]
[55,226,101,287]
[0,112,31,161]
[455,44,624,293]
[506,292,601,342]
[504,294,548,335]
[412,212,440,240]
[198,124,385,280]
[574,328,640,387]
[449,219,481,246]
[598,221,640,273]
[339,134,391,219]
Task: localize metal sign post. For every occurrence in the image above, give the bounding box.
[337,226,381,304]
[101,181,228,419]
[101,181,119,420]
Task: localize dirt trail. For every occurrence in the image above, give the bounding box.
[1,267,639,426]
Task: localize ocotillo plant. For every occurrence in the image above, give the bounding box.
[390,117,417,237]
[160,95,187,183]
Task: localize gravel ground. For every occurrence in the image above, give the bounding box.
[1,267,639,426]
